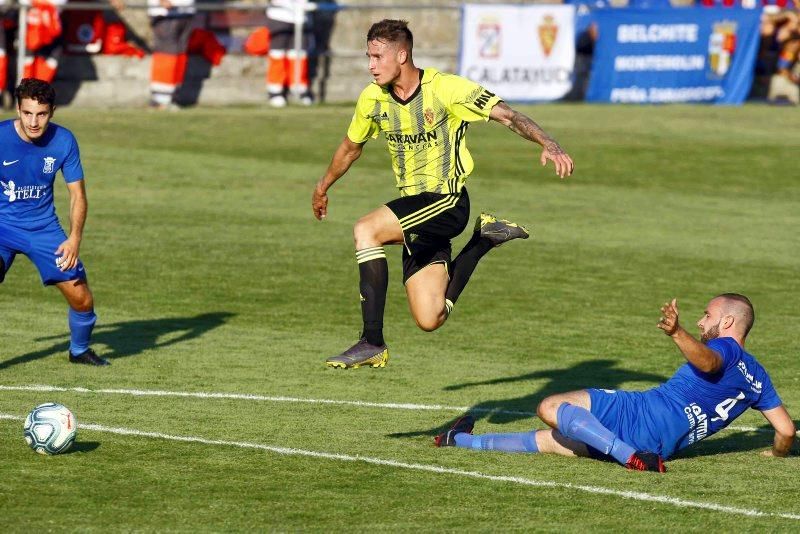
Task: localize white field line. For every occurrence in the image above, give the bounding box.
[0,412,797,521]
[0,384,533,415]
[0,384,775,434]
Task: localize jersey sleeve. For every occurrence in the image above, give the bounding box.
[346,87,380,144]
[440,74,502,123]
[704,337,739,372]
[753,370,783,411]
[61,131,84,183]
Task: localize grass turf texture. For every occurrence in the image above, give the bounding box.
[1,104,798,531]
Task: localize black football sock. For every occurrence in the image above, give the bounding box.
[356,247,388,346]
[445,232,494,309]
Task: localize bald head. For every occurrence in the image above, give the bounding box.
[714,293,755,339]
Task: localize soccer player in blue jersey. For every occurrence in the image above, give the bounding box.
[0,78,108,366]
[435,294,795,472]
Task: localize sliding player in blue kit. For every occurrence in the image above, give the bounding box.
[435,294,795,472]
[0,78,108,366]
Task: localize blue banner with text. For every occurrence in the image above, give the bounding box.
[586,8,761,104]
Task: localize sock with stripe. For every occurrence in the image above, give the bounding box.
[444,232,494,309]
[454,430,540,453]
[356,247,388,346]
[68,308,97,355]
[556,403,635,464]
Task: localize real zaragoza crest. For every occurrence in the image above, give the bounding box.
[424,107,435,126]
[538,15,558,58]
[708,21,737,78]
[42,157,56,174]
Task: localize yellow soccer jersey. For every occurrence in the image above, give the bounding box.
[346,68,501,197]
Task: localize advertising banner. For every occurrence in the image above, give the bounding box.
[586,8,761,104]
[459,4,575,101]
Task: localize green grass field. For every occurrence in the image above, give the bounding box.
[1,103,798,531]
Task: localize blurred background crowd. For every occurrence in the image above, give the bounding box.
[0,0,797,108]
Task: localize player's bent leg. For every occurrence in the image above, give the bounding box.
[536,429,591,457]
[56,280,109,366]
[405,262,449,332]
[443,213,529,311]
[541,429,665,472]
[536,390,591,428]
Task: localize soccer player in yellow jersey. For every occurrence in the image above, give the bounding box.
[312,19,574,369]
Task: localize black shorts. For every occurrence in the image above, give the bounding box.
[385,189,470,284]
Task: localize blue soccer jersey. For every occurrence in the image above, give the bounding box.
[657,337,781,454]
[589,337,782,459]
[0,119,84,230]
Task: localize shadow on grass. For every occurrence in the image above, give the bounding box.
[672,423,800,459]
[64,441,101,454]
[388,359,666,439]
[0,312,235,370]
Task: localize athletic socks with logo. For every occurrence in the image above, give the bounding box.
[556,402,636,465]
[68,308,97,355]
[454,431,540,453]
[356,247,388,346]
[445,232,494,308]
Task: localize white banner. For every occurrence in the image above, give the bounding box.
[459,4,575,101]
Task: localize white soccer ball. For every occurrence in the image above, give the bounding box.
[23,403,77,455]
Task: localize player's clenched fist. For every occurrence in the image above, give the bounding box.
[657,298,679,336]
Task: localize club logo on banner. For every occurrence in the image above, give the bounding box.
[708,21,737,78]
[587,9,760,105]
[459,4,575,101]
[538,15,558,57]
[478,17,501,59]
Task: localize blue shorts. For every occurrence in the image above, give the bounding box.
[0,219,87,286]
[588,388,689,459]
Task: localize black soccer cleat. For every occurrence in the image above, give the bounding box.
[434,415,475,447]
[325,337,389,369]
[625,451,666,473]
[475,212,529,247]
[68,348,110,366]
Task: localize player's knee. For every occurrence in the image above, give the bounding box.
[353,217,373,243]
[414,312,444,332]
[353,216,386,249]
[536,396,560,427]
[70,291,94,312]
[71,300,93,313]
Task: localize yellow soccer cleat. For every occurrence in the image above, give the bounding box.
[475,212,530,247]
[326,338,389,369]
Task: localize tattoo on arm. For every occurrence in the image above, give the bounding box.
[508,110,564,154]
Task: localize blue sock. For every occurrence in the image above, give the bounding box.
[556,403,635,465]
[454,431,540,453]
[68,309,97,355]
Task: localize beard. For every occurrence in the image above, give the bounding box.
[700,322,720,343]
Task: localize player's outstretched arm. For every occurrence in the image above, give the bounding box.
[657,298,723,374]
[488,102,574,179]
[760,405,796,457]
[312,136,364,220]
[55,179,87,272]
